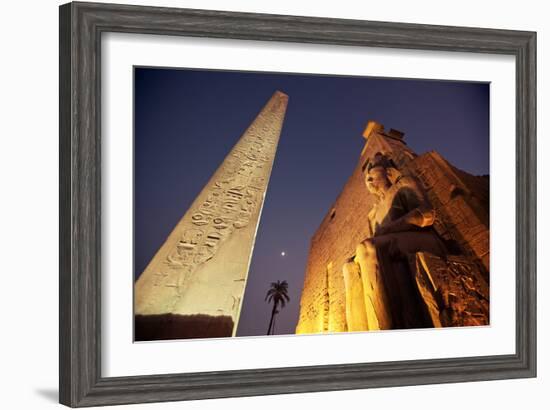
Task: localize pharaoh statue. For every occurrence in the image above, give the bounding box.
[343,153,448,331]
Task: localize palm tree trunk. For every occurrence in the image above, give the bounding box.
[266,302,278,335]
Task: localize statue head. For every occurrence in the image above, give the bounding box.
[365,166,391,197]
[364,153,395,197]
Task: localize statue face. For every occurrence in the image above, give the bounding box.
[365,166,390,196]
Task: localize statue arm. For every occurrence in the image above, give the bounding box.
[402,205,436,227]
[366,207,376,237]
[375,207,435,236]
[375,182,436,236]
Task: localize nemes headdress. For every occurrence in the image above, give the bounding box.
[365,152,402,184]
[366,152,395,172]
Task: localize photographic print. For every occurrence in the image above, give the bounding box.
[133,67,490,342]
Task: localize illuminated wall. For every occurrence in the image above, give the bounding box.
[296,122,490,334]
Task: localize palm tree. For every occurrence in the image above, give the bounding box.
[265,280,290,335]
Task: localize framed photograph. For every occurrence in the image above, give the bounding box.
[59,1,536,407]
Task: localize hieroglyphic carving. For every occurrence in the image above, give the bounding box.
[135,91,289,334]
[157,115,277,294]
[411,252,489,327]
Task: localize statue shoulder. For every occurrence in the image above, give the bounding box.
[394,175,431,208]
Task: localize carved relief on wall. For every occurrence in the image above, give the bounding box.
[136,92,289,328]
[410,252,489,327]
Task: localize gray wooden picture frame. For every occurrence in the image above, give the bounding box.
[59,1,537,407]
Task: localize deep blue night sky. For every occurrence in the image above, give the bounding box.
[134,67,489,337]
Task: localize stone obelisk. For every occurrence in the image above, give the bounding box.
[135,91,289,341]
